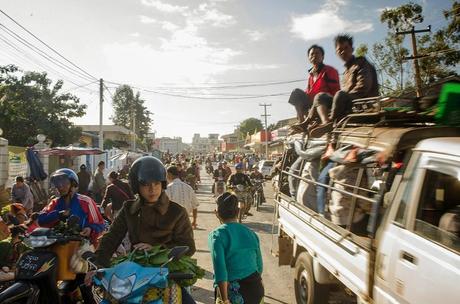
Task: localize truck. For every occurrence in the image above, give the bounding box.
[275,93,460,304]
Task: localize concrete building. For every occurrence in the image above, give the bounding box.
[77,125,135,149]
[154,137,185,155]
[191,133,221,153]
[220,133,238,152]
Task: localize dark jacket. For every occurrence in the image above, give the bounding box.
[101,180,134,211]
[342,56,379,99]
[228,173,252,187]
[77,170,91,194]
[95,193,195,267]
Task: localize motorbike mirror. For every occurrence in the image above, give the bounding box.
[168,246,189,261]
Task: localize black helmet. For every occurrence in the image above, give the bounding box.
[128,156,167,194]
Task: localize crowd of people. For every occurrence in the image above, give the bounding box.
[0,32,377,303]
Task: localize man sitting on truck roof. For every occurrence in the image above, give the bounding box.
[290,44,340,134]
[308,34,379,138]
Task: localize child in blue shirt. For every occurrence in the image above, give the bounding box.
[208,192,264,304]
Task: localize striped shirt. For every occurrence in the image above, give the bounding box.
[165,178,199,215]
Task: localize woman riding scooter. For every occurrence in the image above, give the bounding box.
[85,156,196,303]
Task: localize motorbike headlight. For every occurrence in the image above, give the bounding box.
[24,236,57,248]
[109,274,135,300]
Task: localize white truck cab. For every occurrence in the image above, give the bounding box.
[375,137,460,304]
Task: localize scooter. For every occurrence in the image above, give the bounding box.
[85,246,195,304]
[251,179,264,212]
[231,185,252,223]
[214,177,226,198]
[0,215,91,304]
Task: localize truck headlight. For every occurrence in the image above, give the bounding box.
[109,274,135,300]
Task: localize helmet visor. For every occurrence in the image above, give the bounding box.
[50,174,71,189]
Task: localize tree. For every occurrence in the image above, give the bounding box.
[359,1,459,95]
[238,118,263,137]
[111,85,152,141]
[0,65,86,146]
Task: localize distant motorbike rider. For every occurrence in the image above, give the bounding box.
[250,167,266,204]
[228,163,252,188]
[228,163,253,216]
[212,163,227,194]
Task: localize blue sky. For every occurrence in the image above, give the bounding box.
[0,0,455,142]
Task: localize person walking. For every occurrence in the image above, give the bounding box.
[77,164,91,195]
[101,171,134,220]
[165,166,199,229]
[209,192,264,304]
[92,161,106,204]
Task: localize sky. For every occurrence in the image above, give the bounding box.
[0,0,455,143]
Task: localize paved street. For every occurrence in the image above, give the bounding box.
[190,168,295,304]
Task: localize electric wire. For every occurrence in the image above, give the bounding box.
[0,23,94,82]
[0,9,98,81]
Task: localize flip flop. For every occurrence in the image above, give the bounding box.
[309,122,333,138]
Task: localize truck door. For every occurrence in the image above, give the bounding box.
[375,151,460,304]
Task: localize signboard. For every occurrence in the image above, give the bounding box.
[7,146,28,187]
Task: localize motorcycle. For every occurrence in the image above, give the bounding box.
[0,215,93,304]
[85,246,196,304]
[214,177,226,198]
[231,184,252,223]
[251,179,264,212]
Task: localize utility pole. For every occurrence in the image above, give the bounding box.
[396,25,431,97]
[99,78,104,150]
[132,111,136,151]
[259,103,271,159]
[234,124,240,152]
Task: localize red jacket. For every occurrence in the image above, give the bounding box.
[306,64,340,99]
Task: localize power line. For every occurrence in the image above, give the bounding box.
[0,23,94,82]
[105,78,305,90]
[0,32,91,88]
[0,9,98,81]
[61,80,99,94]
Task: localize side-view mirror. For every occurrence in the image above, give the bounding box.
[168,246,189,261]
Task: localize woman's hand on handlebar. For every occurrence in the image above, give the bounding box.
[133,243,153,251]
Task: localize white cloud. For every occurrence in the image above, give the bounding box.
[161,21,180,32]
[139,15,157,24]
[196,3,235,27]
[140,0,188,13]
[290,0,373,41]
[245,30,265,41]
[130,32,141,37]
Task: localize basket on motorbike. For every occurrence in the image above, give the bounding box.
[50,240,81,281]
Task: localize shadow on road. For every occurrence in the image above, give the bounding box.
[244,222,278,234]
[264,295,291,304]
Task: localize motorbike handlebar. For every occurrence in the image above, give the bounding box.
[168,272,194,280]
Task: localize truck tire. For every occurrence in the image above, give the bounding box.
[294,252,329,304]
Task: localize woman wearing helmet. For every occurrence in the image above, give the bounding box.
[92,156,196,268]
[38,168,105,244]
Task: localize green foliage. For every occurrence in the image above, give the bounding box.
[238,117,263,137]
[111,245,205,287]
[380,2,423,30]
[0,65,86,146]
[111,85,152,141]
[372,1,459,96]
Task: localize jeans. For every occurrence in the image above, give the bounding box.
[316,161,335,215]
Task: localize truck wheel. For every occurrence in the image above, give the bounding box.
[294,252,329,304]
